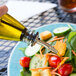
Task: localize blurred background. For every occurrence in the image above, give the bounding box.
[0,0,76,76]
[6,0,57,21]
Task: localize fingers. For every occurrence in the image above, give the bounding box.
[0,5,8,17]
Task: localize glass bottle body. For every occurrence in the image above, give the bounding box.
[0,13,26,41]
[0,13,37,45]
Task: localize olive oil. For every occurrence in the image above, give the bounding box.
[0,13,38,45]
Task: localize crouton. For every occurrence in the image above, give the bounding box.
[40,31,52,40]
[32,71,40,76]
[40,69,52,76]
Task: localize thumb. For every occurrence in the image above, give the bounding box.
[0,5,8,17]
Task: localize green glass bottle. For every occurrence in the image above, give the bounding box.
[0,13,38,45]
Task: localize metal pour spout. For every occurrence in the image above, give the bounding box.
[33,32,58,54]
[36,38,58,54]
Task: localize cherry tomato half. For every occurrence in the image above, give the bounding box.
[20,57,31,67]
[49,55,61,68]
[58,64,73,76]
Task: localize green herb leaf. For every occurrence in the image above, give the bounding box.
[65,41,72,61]
[70,35,76,53]
[68,29,76,72]
[20,68,31,76]
[68,31,76,42]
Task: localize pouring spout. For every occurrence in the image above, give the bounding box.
[36,38,58,54]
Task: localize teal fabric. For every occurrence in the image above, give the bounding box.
[8,23,76,76]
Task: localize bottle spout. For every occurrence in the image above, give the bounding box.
[34,35,58,54]
[22,30,39,46]
[22,30,58,54]
[30,32,39,46]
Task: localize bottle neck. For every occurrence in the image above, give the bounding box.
[21,29,39,46]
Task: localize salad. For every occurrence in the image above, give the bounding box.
[19,24,76,76]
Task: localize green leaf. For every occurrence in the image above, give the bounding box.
[19,48,26,55]
[70,35,76,53]
[20,68,31,76]
[64,34,73,61]
[68,31,76,42]
[65,41,72,61]
[20,70,24,76]
[68,29,76,72]
[69,35,76,72]
[71,56,76,72]
[74,56,76,67]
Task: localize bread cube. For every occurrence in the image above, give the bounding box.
[40,31,52,40]
[40,69,52,76]
[32,71,40,76]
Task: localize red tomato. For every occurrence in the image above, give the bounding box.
[58,64,73,76]
[61,75,67,76]
[20,57,31,67]
[49,55,61,68]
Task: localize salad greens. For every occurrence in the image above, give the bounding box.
[71,35,76,51]
[67,25,76,72]
[65,40,72,61]
[70,73,76,76]
[68,31,76,42]
[69,35,76,72]
[20,68,31,76]
[19,24,76,76]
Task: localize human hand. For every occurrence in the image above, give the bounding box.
[0,5,8,17]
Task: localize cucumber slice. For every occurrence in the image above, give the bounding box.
[30,55,48,69]
[25,44,41,57]
[53,27,71,36]
[70,73,76,76]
